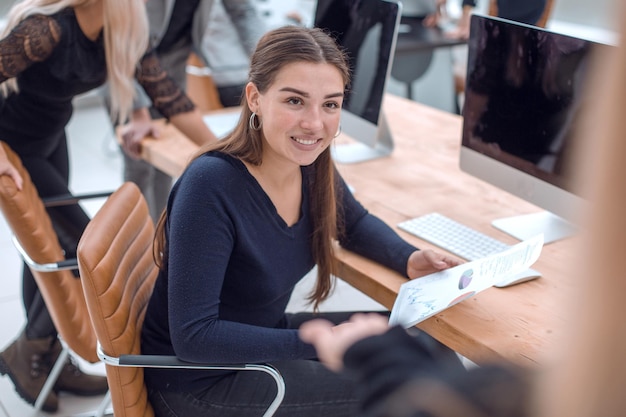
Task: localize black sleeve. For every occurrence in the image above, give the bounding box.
[0,14,60,82]
[343,326,532,417]
[336,173,417,276]
[135,50,195,119]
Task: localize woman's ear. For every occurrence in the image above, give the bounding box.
[245,82,260,114]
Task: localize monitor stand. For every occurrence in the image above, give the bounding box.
[331,114,394,164]
[492,211,578,244]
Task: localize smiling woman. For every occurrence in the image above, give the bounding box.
[242,61,344,227]
[140,25,463,417]
[246,61,344,169]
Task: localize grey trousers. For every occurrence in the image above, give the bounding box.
[123,151,172,222]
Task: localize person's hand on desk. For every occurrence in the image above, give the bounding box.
[119,107,161,160]
[407,249,462,279]
[169,107,219,147]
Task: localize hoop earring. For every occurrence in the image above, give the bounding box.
[334,124,342,138]
[249,112,262,131]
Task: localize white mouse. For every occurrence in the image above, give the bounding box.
[493,268,542,288]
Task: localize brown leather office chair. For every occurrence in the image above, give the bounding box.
[77,182,285,417]
[0,141,111,414]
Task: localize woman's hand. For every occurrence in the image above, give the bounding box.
[119,107,160,159]
[407,249,462,279]
[0,145,23,190]
[299,313,390,372]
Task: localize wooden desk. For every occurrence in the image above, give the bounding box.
[139,94,574,368]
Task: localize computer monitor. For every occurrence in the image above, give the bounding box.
[314,0,402,163]
[460,14,612,244]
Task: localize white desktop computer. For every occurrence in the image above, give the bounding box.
[314,0,402,163]
[460,14,614,243]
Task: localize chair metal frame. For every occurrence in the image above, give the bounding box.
[96,343,285,417]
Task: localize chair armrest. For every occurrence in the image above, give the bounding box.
[117,354,249,370]
[96,344,285,416]
[12,236,79,272]
[42,191,113,208]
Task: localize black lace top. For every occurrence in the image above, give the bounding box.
[0,8,193,155]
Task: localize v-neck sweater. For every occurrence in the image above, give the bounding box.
[142,152,417,391]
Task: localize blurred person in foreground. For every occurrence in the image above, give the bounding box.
[301,3,626,416]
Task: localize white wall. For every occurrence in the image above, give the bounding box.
[0,0,10,17]
[551,0,619,30]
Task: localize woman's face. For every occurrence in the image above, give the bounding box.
[247,62,344,167]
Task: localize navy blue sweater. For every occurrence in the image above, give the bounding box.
[141,152,417,391]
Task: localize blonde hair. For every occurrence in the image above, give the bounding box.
[103,0,148,123]
[0,0,148,123]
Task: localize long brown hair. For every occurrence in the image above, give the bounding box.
[154,26,350,310]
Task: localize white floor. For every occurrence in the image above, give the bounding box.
[0,95,384,416]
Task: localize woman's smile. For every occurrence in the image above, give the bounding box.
[291,135,323,146]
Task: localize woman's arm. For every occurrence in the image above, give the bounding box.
[135,51,218,146]
[222,0,266,55]
[168,106,218,146]
[336,175,460,278]
[0,14,60,83]
[0,15,61,186]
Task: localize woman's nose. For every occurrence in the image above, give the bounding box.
[301,107,324,131]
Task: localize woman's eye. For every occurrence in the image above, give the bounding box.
[325,101,340,109]
[287,97,303,105]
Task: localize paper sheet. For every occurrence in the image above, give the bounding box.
[389,234,544,328]
[202,112,241,139]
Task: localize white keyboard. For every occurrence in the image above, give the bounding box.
[398,212,510,261]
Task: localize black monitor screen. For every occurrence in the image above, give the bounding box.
[315,0,399,125]
[462,15,608,194]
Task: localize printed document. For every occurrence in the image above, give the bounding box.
[389,234,544,328]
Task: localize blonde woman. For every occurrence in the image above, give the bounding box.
[0,0,216,412]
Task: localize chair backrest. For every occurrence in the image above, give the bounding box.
[0,141,99,362]
[77,182,158,417]
[488,0,556,28]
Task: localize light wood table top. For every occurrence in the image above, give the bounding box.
[137,94,575,368]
